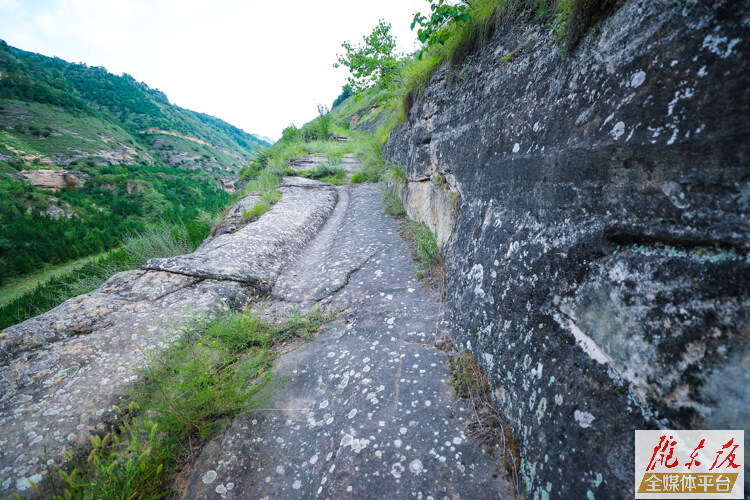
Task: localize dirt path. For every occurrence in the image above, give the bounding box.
[183,179,516,498]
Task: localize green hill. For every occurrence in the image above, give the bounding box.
[0,40,270,284]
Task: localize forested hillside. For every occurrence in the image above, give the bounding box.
[0,40,269,286]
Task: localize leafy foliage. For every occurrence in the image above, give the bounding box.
[411,0,470,51]
[0,164,228,285]
[334,20,402,93]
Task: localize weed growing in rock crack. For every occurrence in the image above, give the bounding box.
[385,163,407,182]
[400,219,443,276]
[300,161,348,185]
[242,200,272,221]
[382,188,407,217]
[392,216,446,292]
[261,189,282,205]
[46,305,332,499]
[448,191,460,214]
[440,338,521,495]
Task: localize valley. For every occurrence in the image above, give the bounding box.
[0,40,270,324]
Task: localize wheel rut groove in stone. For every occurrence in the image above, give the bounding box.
[143,185,337,294]
[183,184,516,499]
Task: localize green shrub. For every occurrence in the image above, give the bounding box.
[316,104,332,139]
[281,125,302,143]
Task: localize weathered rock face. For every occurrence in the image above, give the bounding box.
[144,186,336,293]
[20,169,86,191]
[385,1,750,498]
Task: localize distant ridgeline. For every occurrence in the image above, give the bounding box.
[0,40,270,284]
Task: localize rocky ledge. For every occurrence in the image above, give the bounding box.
[0,181,335,495]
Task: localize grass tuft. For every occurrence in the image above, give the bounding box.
[382,188,407,218]
[399,218,445,291]
[49,305,333,499]
[439,339,521,494]
[400,219,442,272]
[242,201,272,221]
[261,189,282,205]
[382,186,445,292]
[351,136,389,183]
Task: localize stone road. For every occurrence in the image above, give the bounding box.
[183,181,516,499]
[0,159,516,499]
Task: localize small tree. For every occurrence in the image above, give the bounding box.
[281,124,302,143]
[332,84,353,109]
[334,20,401,94]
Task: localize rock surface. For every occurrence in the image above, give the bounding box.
[1,166,515,498]
[144,185,337,294]
[0,182,336,496]
[385,1,750,498]
[20,169,86,191]
[289,154,360,175]
[184,184,517,499]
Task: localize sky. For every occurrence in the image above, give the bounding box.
[0,0,427,140]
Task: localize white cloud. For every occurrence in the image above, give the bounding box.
[0,0,426,139]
